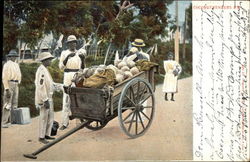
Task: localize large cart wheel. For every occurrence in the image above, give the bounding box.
[80,120,107,131]
[118,78,155,138]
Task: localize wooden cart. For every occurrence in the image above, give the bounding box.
[24,66,158,159]
[66,65,158,138]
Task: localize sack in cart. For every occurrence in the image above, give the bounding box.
[82,69,116,89]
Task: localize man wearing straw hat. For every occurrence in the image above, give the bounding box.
[59,35,86,130]
[123,39,150,122]
[125,39,150,61]
[2,49,22,128]
[35,52,62,144]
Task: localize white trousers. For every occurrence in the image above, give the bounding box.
[2,82,19,126]
[62,72,76,127]
[39,100,54,138]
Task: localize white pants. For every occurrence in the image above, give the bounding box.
[2,82,19,126]
[39,100,54,138]
[62,72,76,127]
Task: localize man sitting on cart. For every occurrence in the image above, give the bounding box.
[123,39,150,122]
[123,39,150,62]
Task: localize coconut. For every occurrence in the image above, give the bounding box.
[107,64,118,71]
[127,60,135,68]
[116,70,124,75]
[126,54,137,62]
[115,60,122,67]
[85,68,95,78]
[121,66,130,72]
[115,74,124,83]
[94,67,105,75]
[107,64,118,75]
[82,68,89,76]
[98,64,107,69]
[117,61,127,69]
[124,71,133,79]
[130,67,140,75]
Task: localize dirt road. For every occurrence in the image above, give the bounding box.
[1,77,192,161]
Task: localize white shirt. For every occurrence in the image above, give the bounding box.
[59,49,85,70]
[123,48,150,62]
[2,60,22,89]
[35,65,54,105]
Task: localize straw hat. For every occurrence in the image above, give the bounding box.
[7,49,19,57]
[38,52,54,62]
[67,35,77,43]
[131,39,145,47]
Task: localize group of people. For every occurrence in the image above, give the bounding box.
[1,35,181,144]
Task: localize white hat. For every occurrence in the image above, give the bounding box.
[38,52,54,61]
[67,35,77,43]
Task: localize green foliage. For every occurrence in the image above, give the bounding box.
[85,55,106,67]
[18,60,63,117]
[4,0,175,54]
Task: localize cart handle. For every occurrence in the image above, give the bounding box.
[23,120,92,159]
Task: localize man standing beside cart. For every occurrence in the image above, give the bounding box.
[2,50,22,128]
[59,35,86,130]
[35,52,63,144]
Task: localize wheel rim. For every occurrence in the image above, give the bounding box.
[118,78,155,138]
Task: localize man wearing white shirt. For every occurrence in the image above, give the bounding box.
[59,35,86,130]
[123,39,150,122]
[35,52,63,144]
[123,39,150,62]
[2,50,22,128]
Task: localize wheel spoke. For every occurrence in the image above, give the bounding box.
[125,95,136,106]
[137,111,145,129]
[123,110,135,122]
[128,112,136,133]
[143,106,153,109]
[136,81,140,103]
[139,84,147,101]
[140,110,150,121]
[121,106,136,110]
[140,94,152,104]
[135,111,138,135]
[129,87,136,103]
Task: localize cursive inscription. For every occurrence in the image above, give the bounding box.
[193,1,249,161]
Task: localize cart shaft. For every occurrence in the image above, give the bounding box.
[24,120,92,159]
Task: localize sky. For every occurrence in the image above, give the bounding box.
[168,1,192,24]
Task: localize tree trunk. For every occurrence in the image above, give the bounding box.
[22,43,27,61]
[182,10,187,63]
[36,39,44,59]
[104,43,112,65]
[18,39,22,63]
[174,1,179,63]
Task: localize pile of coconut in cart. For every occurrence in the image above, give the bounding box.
[73,52,157,89]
